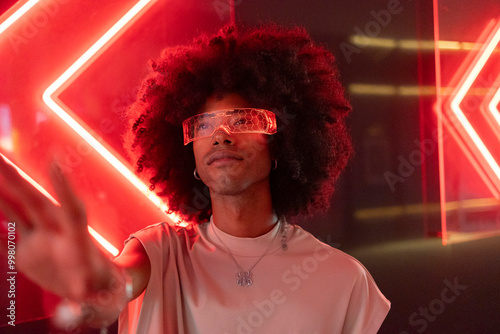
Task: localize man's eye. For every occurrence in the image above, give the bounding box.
[198,122,209,130]
[196,122,212,134]
[233,118,247,126]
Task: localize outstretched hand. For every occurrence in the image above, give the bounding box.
[0,155,114,302]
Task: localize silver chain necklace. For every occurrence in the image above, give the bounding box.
[211,218,288,287]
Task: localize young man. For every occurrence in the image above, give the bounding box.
[0,25,389,333]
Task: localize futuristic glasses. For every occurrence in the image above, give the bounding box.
[183,108,277,145]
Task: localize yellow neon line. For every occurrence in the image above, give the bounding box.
[349,35,500,52]
[354,198,500,221]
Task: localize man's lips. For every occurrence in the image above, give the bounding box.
[207,151,244,165]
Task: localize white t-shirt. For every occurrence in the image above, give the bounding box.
[118,219,390,334]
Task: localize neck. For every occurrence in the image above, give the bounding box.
[210,181,275,237]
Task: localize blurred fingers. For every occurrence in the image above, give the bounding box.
[49,163,88,233]
[0,154,60,231]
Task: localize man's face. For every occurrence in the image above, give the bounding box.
[192,93,272,196]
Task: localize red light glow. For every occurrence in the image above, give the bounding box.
[42,0,177,218]
[435,10,500,244]
[0,0,225,325]
[0,0,40,35]
[447,19,500,194]
[486,75,500,131]
[0,153,119,256]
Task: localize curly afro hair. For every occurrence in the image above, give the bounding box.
[123,24,352,224]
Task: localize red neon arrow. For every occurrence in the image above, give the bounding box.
[485,74,500,132]
[446,18,500,196]
[0,1,127,255]
[0,0,183,258]
[41,0,173,214]
[40,0,186,226]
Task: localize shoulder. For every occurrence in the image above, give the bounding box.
[126,222,200,247]
[291,226,390,331]
[290,226,378,282]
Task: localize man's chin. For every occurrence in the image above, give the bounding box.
[208,178,248,197]
[211,185,245,197]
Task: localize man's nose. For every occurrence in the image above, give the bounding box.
[211,126,233,145]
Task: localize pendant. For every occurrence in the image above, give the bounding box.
[236,271,253,287]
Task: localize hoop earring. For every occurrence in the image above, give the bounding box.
[194,168,201,180]
[271,159,278,171]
